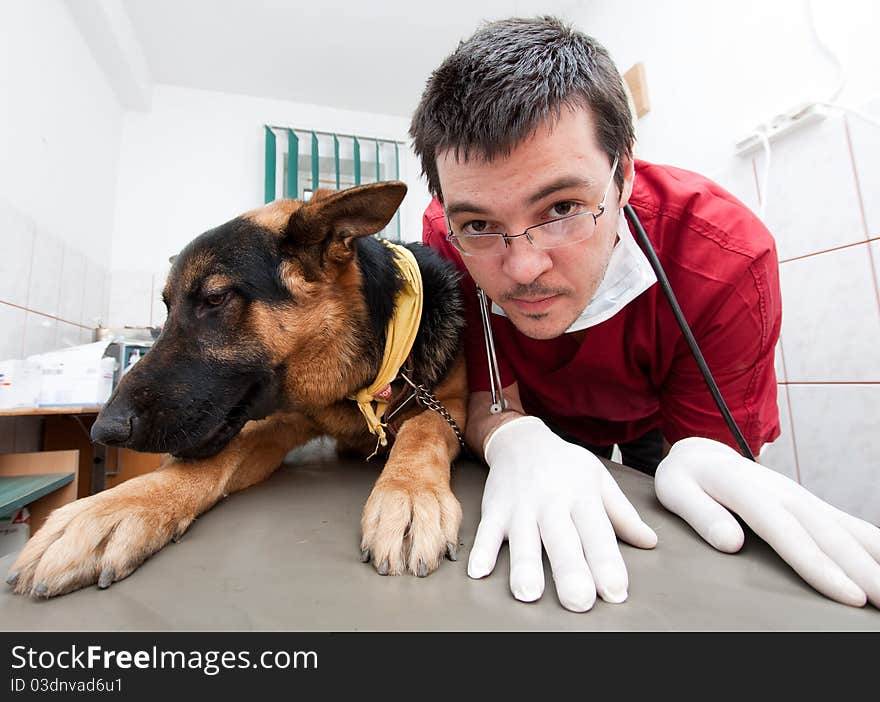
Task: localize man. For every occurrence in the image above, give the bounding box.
[410,16,880,612]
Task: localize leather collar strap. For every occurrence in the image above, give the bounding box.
[349,240,423,452]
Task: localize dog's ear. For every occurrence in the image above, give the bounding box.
[285,181,407,260]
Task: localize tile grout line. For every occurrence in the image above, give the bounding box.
[55,242,66,347]
[780,381,880,385]
[78,257,89,335]
[779,237,879,265]
[842,116,880,318]
[21,223,37,359]
[0,299,90,330]
[780,383,802,484]
[775,339,801,483]
[843,115,871,244]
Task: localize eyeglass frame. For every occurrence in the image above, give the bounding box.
[444,154,620,257]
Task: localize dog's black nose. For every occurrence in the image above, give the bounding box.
[91,410,133,445]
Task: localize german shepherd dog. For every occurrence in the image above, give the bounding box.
[6,182,467,598]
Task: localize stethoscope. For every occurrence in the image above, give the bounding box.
[476,203,757,462]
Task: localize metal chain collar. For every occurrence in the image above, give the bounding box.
[396,371,466,449]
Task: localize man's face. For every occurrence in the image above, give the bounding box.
[437,106,634,340]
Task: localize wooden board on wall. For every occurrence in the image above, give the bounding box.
[0,450,78,533]
[42,415,162,498]
[104,448,164,491]
[624,62,651,118]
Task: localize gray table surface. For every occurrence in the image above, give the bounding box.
[1,444,878,631]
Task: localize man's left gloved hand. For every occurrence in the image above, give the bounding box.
[655,436,880,607]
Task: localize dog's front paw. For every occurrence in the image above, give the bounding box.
[360,478,462,577]
[6,491,193,598]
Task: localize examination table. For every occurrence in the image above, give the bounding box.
[1,442,878,631]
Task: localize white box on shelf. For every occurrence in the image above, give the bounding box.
[0,360,42,410]
[28,341,116,407]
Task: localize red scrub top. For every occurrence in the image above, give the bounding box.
[422,159,782,453]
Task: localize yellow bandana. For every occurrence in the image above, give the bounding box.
[350,240,423,452]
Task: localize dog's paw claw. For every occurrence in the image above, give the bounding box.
[446,542,458,561]
[360,479,462,580]
[97,568,115,590]
[6,571,19,587]
[360,548,371,563]
[34,582,49,598]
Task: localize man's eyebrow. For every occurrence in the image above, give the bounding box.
[445,176,597,217]
[444,201,491,217]
[527,176,597,205]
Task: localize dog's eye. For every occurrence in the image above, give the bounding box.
[205,291,230,307]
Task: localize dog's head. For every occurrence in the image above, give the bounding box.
[91,181,407,459]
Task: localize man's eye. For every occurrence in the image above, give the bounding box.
[462,220,490,234]
[550,201,579,218]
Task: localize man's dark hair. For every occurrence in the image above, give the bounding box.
[410,16,634,199]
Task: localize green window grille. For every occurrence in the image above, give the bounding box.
[263,125,404,241]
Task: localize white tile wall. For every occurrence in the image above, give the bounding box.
[22,313,57,358]
[0,198,108,361]
[711,156,760,215]
[758,384,798,482]
[150,268,170,327]
[0,199,35,307]
[0,303,26,362]
[757,113,865,261]
[81,259,107,327]
[774,340,786,383]
[846,99,880,237]
[55,320,84,350]
[26,228,64,317]
[871,240,880,294]
[779,244,880,382]
[107,271,153,328]
[57,245,85,326]
[788,384,880,525]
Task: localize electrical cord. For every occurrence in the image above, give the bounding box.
[624,204,757,462]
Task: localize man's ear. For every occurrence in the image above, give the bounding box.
[618,153,636,209]
[286,181,407,254]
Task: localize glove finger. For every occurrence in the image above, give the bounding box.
[742,503,866,607]
[467,513,505,579]
[508,517,545,603]
[571,495,629,604]
[790,503,880,607]
[655,472,744,553]
[537,512,596,612]
[833,510,880,564]
[599,469,657,549]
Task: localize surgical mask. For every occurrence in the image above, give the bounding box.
[491,209,657,332]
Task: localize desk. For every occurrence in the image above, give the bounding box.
[0,407,162,498]
[1,450,878,631]
[0,406,105,496]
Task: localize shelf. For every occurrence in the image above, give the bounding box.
[0,473,75,519]
[0,406,102,417]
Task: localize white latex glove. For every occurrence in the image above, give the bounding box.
[468,416,658,612]
[655,436,880,608]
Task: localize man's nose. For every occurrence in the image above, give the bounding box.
[500,235,553,285]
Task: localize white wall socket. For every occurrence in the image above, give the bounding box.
[735,102,829,157]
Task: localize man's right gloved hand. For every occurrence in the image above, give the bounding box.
[467,416,658,612]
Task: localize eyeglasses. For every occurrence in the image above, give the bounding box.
[446,155,619,258]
